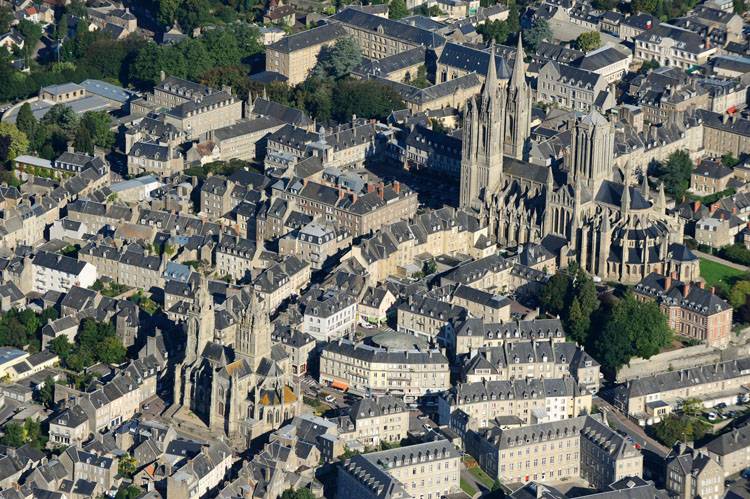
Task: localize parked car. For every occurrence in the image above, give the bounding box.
[741,468,750,480]
[708,412,718,421]
[325,395,335,403]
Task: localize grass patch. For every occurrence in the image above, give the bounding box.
[460,478,477,496]
[303,396,327,416]
[469,466,494,489]
[700,258,744,286]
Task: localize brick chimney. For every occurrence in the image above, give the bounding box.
[367,183,376,193]
[393,180,400,194]
[664,274,672,290]
[693,200,701,212]
[683,282,691,296]
[698,281,705,289]
[710,286,715,295]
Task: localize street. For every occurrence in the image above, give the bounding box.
[594,396,669,458]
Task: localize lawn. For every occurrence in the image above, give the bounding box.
[469,466,494,488]
[460,478,477,496]
[700,258,744,287]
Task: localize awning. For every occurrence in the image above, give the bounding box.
[330,379,349,391]
[728,106,737,114]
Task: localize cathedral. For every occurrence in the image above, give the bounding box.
[460,38,699,284]
[173,277,300,443]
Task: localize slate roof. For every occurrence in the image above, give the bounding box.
[267,22,345,53]
[332,8,445,49]
[634,272,730,316]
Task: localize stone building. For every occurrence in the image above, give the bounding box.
[633,272,732,347]
[337,440,461,499]
[172,280,301,443]
[466,415,642,488]
[335,395,410,448]
[704,423,750,476]
[666,443,724,499]
[265,23,346,85]
[459,40,696,285]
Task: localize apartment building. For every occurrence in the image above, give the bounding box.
[215,235,257,281]
[200,169,268,220]
[271,326,316,376]
[166,441,233,499]
[634,273,732,348]
[127,140,184,177]
[278,221,352,270]
[613,357,750,425]
[348,207,493,284]
[337,440,461,499]
[330,8,445,60]
[438,377,592,427]
[299,287,357,341]
[254,255,311,311]
[460,340,601,391]
[265,23,346,84]
[451,285,511,323]
[452,318,567,358]
[336,395,409,448]
[59,447,118,494]
[666,443,724,499]
[272,178,418,237]
[697,109,750,158]
[571,45,632,84]
[320,338,450,401]
[691,159,734,195]
[209,117,285,162]
[466,415,642,488]
[537,61,614,112]
[396,294,467,343]
[634,23,716,69]
[704,423,750,476]
[79,242,164,291]
[67,200,133,232]
[402,124,462,178]
[31,251,96,294]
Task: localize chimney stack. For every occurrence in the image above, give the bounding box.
[393,180,400,194]
[698,281,705,289]
[664,274,672,290]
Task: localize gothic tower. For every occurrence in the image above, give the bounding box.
[235,291,272,372]
[504,35,532,160]
[568,110,615,194]
[460,41,506,211]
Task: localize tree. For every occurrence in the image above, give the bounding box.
[281,488,316,499]
[657,150,693,201]
[506,3,520,34]
[734,0,746,14]
[115,485,142,499]
[0,6,13,34]
[179,38,214,81]
[157,0,180,27]
[680,398,702,417]
[405,65,430,88]
[1,418,45,449]
[16,103,37,144]
[389,0,409,18]
[41,104,79,138]
[74,125,94,154]
[523,18,551,52]
[56,14,69,43]
[312,38,362,80]
[118,453,138,477]
[202,28,242,68]
[0,123,29,163]
[593,293,672,372]
[652,415,709,447]
[729,280,750,309]
[332,79,405,123]
[721,154,740,168]
[540,272,568,316]
[575,31,601,53]
[477,19,511,44]
[539,264,599,345]
[0,422,25,447]
[37,376,55,409]
[80,111,115,150]
[639,59,660,74]
[49,335,73,360]
[95,335,126,364]
[17,19,42,63]
[177,0,211,33]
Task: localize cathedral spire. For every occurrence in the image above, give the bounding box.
[483,40,498,98]
[657,182,666,212]
[511,34,525,90]
[641,174,650,200]
[622,167,631,215]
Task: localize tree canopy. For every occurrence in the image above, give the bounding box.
[539,263,599,345]
[389,0,409,19]
[0,123,29,164]
[575,31,601,53]
[311,38,362,80]
[656,150,693,201]
[523,18,551,52]
[50,318,126,371]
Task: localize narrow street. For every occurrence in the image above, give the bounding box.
[594,396,670,458]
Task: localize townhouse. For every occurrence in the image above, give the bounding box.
[336,395,410,448]
[634,23,716,69]
[537,61,614,113]
[254,255,311,311]
[299,287,357,342]
[31,251,97,294]
[452,318,567,358]
[79,242,165,291]
[666,443,724,499]
[704,423,750,476]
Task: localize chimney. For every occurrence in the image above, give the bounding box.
[160,70,166,82]
[710,286,715,295]
[693,200,701,212]
[698,281,705,289]
[393,180,400,194]
[367,183,375,193]
[683,282,691,296]
[664,274,672,290]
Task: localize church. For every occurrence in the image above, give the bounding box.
[172,277,301,444]
[460,37,699,284]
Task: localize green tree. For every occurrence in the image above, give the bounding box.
[202,28,242,68]
[37,376,55,409]
[95,335,126,364]
[17,19,42,63]
[652,415,709,447]
[281,488,316,499]
[0,6,13,34]
[80,111,114,150]
[41,104,79,138]
[657,150,693,201]
[157,0,180,27]
[389,0,409,18]
[734,0,746,13]
[16,103,37,145]
[477,19,511,44]
[312,38,363,80]
[539,264,599,345]
[721,154,739,168]
[729,280,750,309]
[49,335,73,360]
[115,485,142,499]
[0,422,25,447]
[178,38,214,81]
[177,0,211,32]
[118,453,138,477]
[680,398,702,417]
[0,123,29,163]
[506,3,520,33]
[332,79,405,122]
[575,31,601,53]
[74,125,94,154]
[405,65,430,88]
[56,14,69,42]
[523,18,551,52]
[540,272,568,316]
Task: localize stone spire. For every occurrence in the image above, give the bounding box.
[483,40,498,99]
[510,34,525,89]
[236,291,271,371]
[622,179,631,215]
[641,174,650,200]
[656,182,667,212]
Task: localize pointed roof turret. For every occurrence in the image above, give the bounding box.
[641,174,649,200]
[657,182,666,212]
[483,40,498,99]
[511,34,526,89]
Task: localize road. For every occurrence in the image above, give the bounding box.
[594,396,670,458]
[695,250,749,272]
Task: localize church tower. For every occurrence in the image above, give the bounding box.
[235,291,271,372]
[568,110,615,194]
[504,35,532,160]
[460,41,506,211]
